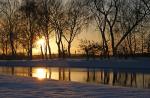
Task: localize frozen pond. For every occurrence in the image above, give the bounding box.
[0,66,150,89]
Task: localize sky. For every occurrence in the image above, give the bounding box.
[33,23,101,55]
[0,0,101,55]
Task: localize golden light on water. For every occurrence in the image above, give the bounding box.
[33,68,47,80]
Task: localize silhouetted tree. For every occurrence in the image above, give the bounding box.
[45,0,66,58]
[63,0,87,57]
[115,0,149,55]
[87,0,149,56]
[37,0,54,59]
[20,0,38,59]
[87,0,109,57]
[0,0,20,56]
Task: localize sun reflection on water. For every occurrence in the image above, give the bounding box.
[33,68,47,80]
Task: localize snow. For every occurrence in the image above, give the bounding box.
[0,75,150,98]
[0,58,150,69]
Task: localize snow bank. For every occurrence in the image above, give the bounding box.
[0,58,150,70]
[0,75,149,98]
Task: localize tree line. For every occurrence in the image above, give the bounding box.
[0,0,150,59]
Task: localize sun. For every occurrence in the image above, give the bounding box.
[33,36,58,55]
[37,38,45,47]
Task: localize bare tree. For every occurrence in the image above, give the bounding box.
[63,0,86,57]
[87,0,110,57]
[88,0,149,56]
[0,0,21,57]
[115,0,149,55]
[20,0,38,59]
[105,0,120,55]
[48,0,66,58]
[36,0,54,59]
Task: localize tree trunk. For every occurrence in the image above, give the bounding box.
[57,42,61,58]
[45,44,48,59]
[28,14,33,60]
[27,42,30,58]
[45,20,51,59]
[29,32,33,60]
[148,43,150,53]
[29,42,32,60]
[141,34,144,54]
[10,32,16,56]
[61,40,65,58]
[127,34,133,55]
[68,42,71,57]
[40,45,44,59]
[110,27,115,56]
[47,39,52,59]
[101,31,108,57]
[2,43,5,55]
[56,30,63,58]
[133,33,137,54]
[5,41,8,55]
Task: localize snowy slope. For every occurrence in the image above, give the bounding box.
[0,75,150,98]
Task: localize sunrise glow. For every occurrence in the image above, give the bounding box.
[37,38,45,47]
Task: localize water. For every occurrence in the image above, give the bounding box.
[0,66,150,89]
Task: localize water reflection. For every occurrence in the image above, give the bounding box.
[32,68,47,80]
[0,66,150,88]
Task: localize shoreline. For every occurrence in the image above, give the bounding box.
[0,58,149,70]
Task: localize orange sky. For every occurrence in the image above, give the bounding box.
[33,24,101,55]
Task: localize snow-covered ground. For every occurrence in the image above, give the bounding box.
[0,75,150,98]
[0,58,150,69]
